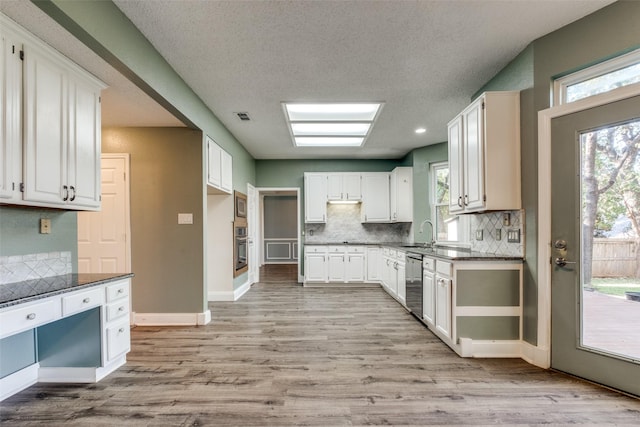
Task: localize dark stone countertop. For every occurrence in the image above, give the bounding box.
[304,242,523,261]
[0,273,134,309]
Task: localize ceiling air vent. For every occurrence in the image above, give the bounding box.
[236,112,251,121]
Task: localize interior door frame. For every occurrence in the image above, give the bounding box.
[537,81,640,369]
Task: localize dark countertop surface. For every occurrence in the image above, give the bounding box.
[0,273,134,309]
[304,242,523,261]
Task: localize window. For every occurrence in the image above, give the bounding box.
[553,49,640,106]
[431,162,468,244]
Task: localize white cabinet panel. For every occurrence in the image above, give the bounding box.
[220,148,232,193]
[304,173,327,223]
[327,252,345,282]
[361,173,390,223]
[390,167,413,222]
[327,173,361,201]
[207,137,233,195]
[345,252,365,282]
[366,247,381,282]
[423,270,435,326]
[435,274,452,339]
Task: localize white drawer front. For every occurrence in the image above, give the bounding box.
[304,246,326,254]
[423,257,435,271]
[62,288,105,317]
[106,319,131,361]
[436,260,453,277]
[346,246,365,253]
[106,280,130,303]
[106,300,130,323]
[327,246,345,253]
[0,300,59,338]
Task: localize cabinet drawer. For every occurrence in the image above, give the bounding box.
[423,257,435,271]
[346,246,365,253]
[304,246,326,254]
[327,245,345,253]
[62,287,104,317]
[106,280,129,302]
[106,319,131,361]
[436,260,452,277]
[106,300,130,322]
[0,299,59,338]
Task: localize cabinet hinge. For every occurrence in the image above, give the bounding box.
[19,50,24,61]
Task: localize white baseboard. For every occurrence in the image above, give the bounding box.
[38,355,126,383]
[521,341,550,368]
[0,363,39,402]
[208,281,251,302]
[133,311,211,326]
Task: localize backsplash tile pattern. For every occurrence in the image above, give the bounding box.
[470,210,524,257]
[0,251,72,285]
[305,204,410,244]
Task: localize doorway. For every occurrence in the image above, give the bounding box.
[254,188,301,284]
[550,96,640,396]
[77,154,131,274]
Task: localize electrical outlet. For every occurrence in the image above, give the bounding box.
[507,229,521,243]
[503,212,511,226]
[40,218,51,234]
[495,229,502,241]
[476,229,483,241]
[177,213,193,224]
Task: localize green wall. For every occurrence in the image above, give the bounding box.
[0,206,78,272]
[103,127,205,313]
[474,0,640,345]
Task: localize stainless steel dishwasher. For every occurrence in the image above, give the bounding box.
[405,252,423,319]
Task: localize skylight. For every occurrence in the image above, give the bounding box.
[283,102,383,147]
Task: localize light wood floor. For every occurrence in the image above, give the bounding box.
[2,282,639,426]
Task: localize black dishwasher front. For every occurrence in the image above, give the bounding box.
[405,253,423,319]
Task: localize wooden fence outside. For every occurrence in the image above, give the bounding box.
[592,238,638,278]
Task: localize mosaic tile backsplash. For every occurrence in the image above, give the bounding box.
[470,210,524,257]
[305,204,411,244]
[0,251,72,285]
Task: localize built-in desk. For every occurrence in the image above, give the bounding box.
[0,273,133,401]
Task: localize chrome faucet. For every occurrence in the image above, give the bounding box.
[418,219,435,247]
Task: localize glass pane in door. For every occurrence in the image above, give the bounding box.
[580,119,640,361]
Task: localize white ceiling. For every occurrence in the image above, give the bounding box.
[2,0,616,159]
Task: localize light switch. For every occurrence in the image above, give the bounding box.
[507,229,521,243]
[40,218,51,234]
[495,229,502,241]
[178,213,193,225]
[476,229,483,241]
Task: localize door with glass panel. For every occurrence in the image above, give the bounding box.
[550,95,640,396]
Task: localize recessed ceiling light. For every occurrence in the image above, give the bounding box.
[415,127,427,134]
[283,102,383,148]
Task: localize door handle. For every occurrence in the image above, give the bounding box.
[555,257,577,268]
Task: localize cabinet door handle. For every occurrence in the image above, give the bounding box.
[63,185,69,201]
[118,327,125,333]
[118,289,124,294]
[26,313,36,320]
[70,186,76,202]
[464,195,469,206]
[457,196,463,207]
[118,306,125,312]
[83,297,90,303]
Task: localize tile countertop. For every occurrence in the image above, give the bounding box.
[305,242,523,261]
[0,273,134,309]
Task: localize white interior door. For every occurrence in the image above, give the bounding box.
[78,154,131,273]
[247,183,259,284]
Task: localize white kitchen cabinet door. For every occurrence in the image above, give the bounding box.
[304,173,327,223]
[448,114,464,214]
[326,174,343,200]
[304,252,327,282]
[328,252,346,282]
[67,73,101,209]
[220,148,232,193]
[423,270,435,326]
[343,173,361,201]
[207,138,222,188]
[346,253,365,282]
[22,42,68,206]
[462,99,485,211]
[435,274,452,339]
[361,173,390,223]
[366,247,381,282]
[390,167,413,222]
[396,261,406,305]
[0,26,22,201]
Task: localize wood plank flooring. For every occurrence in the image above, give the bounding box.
[2,282,639,426]
[259,264,298,283]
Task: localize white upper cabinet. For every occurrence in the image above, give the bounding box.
[448,91,521,213]
[361,173,390,223]
[206,136,233,195]
[304,173,327,223]
[0,24,22,202]
[390,167,413,222]
[327,173,361,201]
[2,15,105,211]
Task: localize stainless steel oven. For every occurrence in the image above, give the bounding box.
[234,225,247,272]
[406,252,423,319]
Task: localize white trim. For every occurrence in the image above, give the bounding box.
[132,311,211,326]
[537,81,640,370]
[208,281,251,302]
[265,241,292,260]
[38,355,126,383]
[198,310,211,325]
[520,341,550,369]
[456,306,520,317]
[233,281,251,300]
[459,338,523,358]
[0,363,39,402]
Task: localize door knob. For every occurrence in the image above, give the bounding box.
[555,257,577,267]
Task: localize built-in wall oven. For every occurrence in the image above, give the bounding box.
[234,224,248,274]
[405,252,423,319]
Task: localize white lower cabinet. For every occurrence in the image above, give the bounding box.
[304,246,328,282]
[304,245,367,284]
[422,257,436,327]
[380,248,405,304]
[435,260,452,339]
[327,248,346,282]
[345,249,365,282]
[365,247,381,282]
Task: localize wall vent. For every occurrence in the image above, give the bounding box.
[236,112,251,121]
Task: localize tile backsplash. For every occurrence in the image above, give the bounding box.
[470,210,524,257]
[305,203,411,244]
[0,251,72,285]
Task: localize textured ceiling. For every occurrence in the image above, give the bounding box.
[2,1,616,159]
